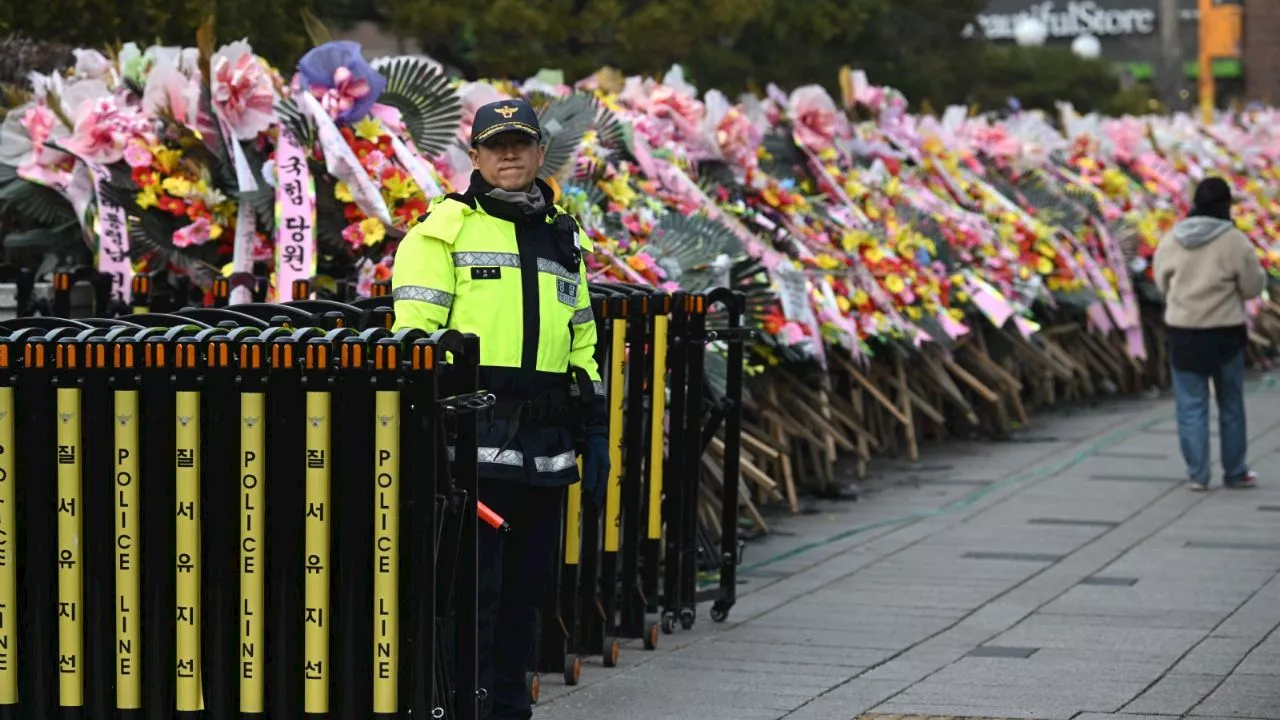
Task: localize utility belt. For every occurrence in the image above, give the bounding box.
[489,367,598,452]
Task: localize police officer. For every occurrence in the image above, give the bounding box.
[391,98,610,720]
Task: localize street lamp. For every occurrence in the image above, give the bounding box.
[1071,34,1102,59]
[1013,16,1048,47]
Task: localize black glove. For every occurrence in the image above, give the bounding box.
[581,427,610,510]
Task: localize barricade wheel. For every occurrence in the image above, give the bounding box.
[661,611,676,635]
[527,671,540,704]
[644,622,660,650]
[680,608,695,630]
[710,603,729,623]
[564,654,582,685]
[603,637,620,667]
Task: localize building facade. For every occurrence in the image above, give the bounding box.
[1244,0,1280,104]
[964,0,1266,108]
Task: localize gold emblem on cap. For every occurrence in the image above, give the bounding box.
[494,105,519,119]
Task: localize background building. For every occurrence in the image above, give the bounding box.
[965,0,1263,109]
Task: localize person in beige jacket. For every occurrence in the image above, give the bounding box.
[1153,177,1266,490]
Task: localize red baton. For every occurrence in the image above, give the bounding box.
[478,501,510,532]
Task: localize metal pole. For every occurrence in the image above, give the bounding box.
[1198,0,1215,123]
[1159,0,1184,111]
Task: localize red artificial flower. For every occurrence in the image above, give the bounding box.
[132,166,157,187]
[158,196,187,216]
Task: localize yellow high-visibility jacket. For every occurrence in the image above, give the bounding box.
[390,178,605,486]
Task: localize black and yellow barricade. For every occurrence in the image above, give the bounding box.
[589,282,666,651]
[596,290,627,668]
[641,291,672,641]
[0,286,744,706]
[660,291,691,634]
[434,331,489,720]
[699,289,750,624]
[0,303,491,720]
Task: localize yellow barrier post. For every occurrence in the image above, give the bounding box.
[112,341,142,711]
[372,342,400,714]
[173,340,203,713]
[238,338,267,715]
[55,342,84,710]
[303,340,331,714]
[0,344,16,711]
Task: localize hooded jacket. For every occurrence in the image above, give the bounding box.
[1153,216,1266,330]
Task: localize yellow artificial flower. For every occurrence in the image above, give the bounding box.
[949,308,965,321]
[906,306,922,320]
[360,217,386,246]
[353,117,383,142]
[136,186,159,209]
[956,289,970,303]
[885,274,906,294]
[864,246,884,263]
[383,173,418,201]
[815,254,840,270]
[1036,256,1054,275]
[152,147,181,174]
[335,182,354,203]
[209,223,224,241]
[836,295,851,313]
[161,176,193,198]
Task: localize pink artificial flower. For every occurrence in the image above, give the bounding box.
[21,103,56,147]
[211,41,277,140]
[123,141,153,169]
[362,149,389,176]
[716,107,762,169]
[173,217,213,248]
[649,85,705,129]
[60,97,141,166]
[341,222,365,250]
[789,85,840,152]
[143,63,202,129]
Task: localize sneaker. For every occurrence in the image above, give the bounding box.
[1226,471,1258,489]
[1188,480,1209,492]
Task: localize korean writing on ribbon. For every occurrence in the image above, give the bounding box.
[91,165,132,304]
[275,130,317,300]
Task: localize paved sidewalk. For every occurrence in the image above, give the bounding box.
[533,375,1280,720]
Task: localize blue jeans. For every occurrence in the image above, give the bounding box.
[1172,349,1250,485]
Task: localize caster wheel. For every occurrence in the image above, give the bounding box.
[563,654,581,686]
[526,671,539,704]
[602,637,620,668]
[679,609,695,630]
[643,622,660,650]
[710,604,729,623]
[660,611,676,635]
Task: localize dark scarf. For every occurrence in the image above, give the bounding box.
[466,170,549,219]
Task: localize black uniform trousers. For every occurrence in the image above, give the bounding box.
[477,475,563,719]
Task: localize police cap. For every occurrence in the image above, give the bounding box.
[470,99,542,147]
